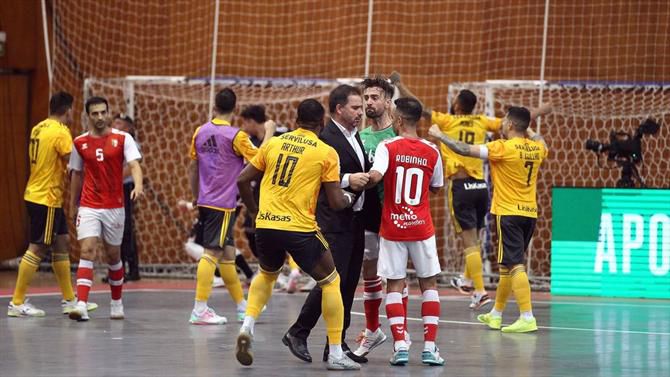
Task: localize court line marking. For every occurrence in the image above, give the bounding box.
[350,311,670,336]
[353,296,670,309]
[3,289,668,336]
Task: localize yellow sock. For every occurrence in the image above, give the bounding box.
[464,246,484,291]
[287,255,299,272]
[52,252,75,301]
[12,250,42,305]
[195,254,218,302]
[246,268,279,318]
[510,265,532,313]
[494,265,511,312]
[219,260,245,304]
[320,271,344,345]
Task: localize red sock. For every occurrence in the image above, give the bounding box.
[385,292,406,345]
[76,259,94,302]
[421,289,440,343]
[402,285,409,331]
[108,261,124,300]
[363,277,383,331]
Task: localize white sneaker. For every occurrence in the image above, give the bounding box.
[353,327,387,357]
[212,276,225,288]
[300,278,317,292]
[326,353,361,370]
[68,301,89,321]
[450,275,474,295]
[274,274,289,291]
[110,300,125,319]
[189,307,227,325]
[62,299,99,314]
[286,272,300,294]
[7,299,45,317]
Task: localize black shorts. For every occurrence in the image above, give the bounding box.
[255,228,329,274]
[26,201,68,246]
[198,206,236,250]
[449,178,489,232]
[495,215,536,266]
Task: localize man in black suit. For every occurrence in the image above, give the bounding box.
[283,84,371,364]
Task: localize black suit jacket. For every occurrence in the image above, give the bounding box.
[316,119,371,233]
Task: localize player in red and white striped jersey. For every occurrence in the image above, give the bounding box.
[365,97,445,366]
[67,96,143,322]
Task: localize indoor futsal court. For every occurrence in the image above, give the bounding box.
[1,274,668,376]
[2,1,670,377]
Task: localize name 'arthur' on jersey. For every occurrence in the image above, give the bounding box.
[69,129,141,209]
[371,136,443,241]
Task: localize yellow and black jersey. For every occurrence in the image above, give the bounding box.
[250,128,340,232]
[432,111,501,179]
[486,137,548,218]
[24,118,73,207]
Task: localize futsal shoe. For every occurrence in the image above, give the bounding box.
[212,276,225,288]
[501,317,538,333]
[353,327,387,357]
[110,300,125,319]
[389,348,409,366]
[189,307,227,325]
[326,353,361,370]
[450,275,474,294]
[421,348,445,366]
[236,326,254,366]
[286,271,300,294]
[7,299,45,317]
[469,293,493,310]
[62,299,98,314]
[68,301,90,321]
[477,312,502,330]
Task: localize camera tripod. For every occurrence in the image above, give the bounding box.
[616,159,646,188]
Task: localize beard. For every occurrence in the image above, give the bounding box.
[366,108,381,119]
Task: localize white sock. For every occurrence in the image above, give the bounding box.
[194,300,207,314]
[521,311,534,320]
[237,299,248,312]
[329,344,343,358]
[111,299,122,305]
[242,316,255,333]
[490,308,503,317]
[424,341,436,352]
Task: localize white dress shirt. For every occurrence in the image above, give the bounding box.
[332,119,365,211]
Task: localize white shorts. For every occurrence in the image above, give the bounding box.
[378,235,441,279]
[76,207,125,246]
[363,231,379,261]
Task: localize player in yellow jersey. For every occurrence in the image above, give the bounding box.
[429,106,548,333]
[8,91,97,317]
[392,71,550,310]
[235,99,360,370]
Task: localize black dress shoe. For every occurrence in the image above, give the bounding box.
[323,342,368,363]
[282,332,312,363]
[343,343,368,364]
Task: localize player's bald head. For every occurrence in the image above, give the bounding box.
[297,99,325,130]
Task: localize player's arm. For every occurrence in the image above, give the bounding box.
[127,159,144,200]
[323,182,356,210]
[364,142,389,189]
[526,127,548,150]
[529,103,552,120]
[67,146,83,220]
[188,160,199,206]
[237,164,264,219]
[233,131,259,161]
[389,71,432,119]
[123,134,144,200]
[429,155,444,194]
[428,124,484,159]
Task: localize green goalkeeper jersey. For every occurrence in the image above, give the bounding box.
[360,125,396,200]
